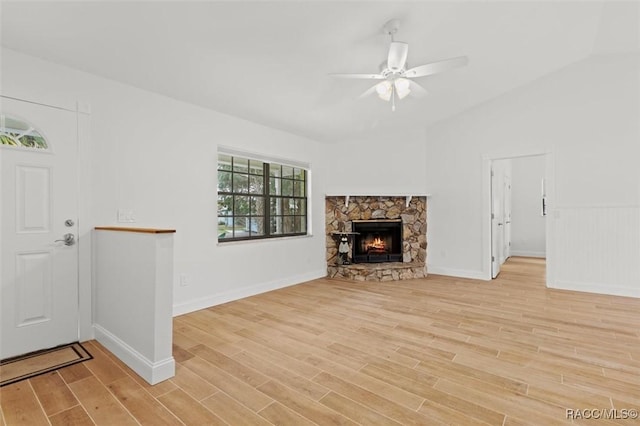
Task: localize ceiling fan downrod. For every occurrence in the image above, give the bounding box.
[391,85,396,112]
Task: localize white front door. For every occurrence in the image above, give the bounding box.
[1,97,79,359]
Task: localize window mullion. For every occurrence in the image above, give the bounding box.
[264,163,270,236]
[231,157,235,239]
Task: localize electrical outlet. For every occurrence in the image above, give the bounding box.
[179,273,189,287]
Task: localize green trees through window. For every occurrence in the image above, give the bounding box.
[0,115,48,150]
[217,153,307,241]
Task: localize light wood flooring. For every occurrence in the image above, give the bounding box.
[1,257,639,425]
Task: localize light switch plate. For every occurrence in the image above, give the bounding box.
[117,209,136,223]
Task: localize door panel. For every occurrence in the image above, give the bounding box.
[16,165,51,232]
[16,251,53,326]
[1,97,79,359]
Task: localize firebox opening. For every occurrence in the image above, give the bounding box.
[352,219,402,263]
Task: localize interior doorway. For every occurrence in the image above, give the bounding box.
[486,152,549,279]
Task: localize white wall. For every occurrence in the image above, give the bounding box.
[324,126,429,196]
[425,52,640,296]
[1,48,329,339]
[510,155,546,257]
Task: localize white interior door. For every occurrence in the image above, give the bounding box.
[491,166,502,278]
[1,97,79,359]
[503,174,512,261]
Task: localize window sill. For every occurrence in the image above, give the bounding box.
[216,233,313,247]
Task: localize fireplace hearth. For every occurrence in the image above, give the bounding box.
[352,219,402,263]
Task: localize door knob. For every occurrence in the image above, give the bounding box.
[55,233,75,246]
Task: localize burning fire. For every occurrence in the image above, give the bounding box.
[366,237,386,251]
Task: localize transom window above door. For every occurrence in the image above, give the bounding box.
[0,114,49,150]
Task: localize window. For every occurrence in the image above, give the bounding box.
[0,115,49,150]
[217,153,308,241]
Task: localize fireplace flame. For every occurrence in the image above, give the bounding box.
[371,237,385,249]
[366,237,386,252]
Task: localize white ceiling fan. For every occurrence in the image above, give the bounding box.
[331,19,468,111]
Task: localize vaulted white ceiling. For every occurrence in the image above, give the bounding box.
[1,1,632,142]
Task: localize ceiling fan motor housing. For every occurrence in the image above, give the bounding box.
[380,63,407,77]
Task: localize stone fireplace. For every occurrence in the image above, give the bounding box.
[326,195,427,281]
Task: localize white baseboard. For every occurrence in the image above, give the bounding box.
[548,280,640,298]
[93,324,175,385]
[427,265,488,281]
[173,269,327,316]
[510,250,546,258]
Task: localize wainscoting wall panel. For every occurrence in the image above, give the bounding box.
[551,206,640,297]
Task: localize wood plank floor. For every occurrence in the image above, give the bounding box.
[2,257,639,425]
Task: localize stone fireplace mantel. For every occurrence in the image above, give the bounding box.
[325,195,428,282]
[325,193,431,208]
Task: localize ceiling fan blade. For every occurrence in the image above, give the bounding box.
[358,83,380,99]
[404,56,468,78]
[387,42,408,71]
[330,73,385,79]
[407,80,428,97]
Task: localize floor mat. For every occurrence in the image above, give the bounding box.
[0,342,92,387]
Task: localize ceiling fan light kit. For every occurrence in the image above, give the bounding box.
[375,80,392,100]
[331,19,468,111]
[393,78,411,99]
